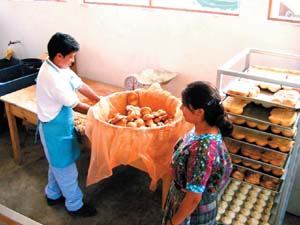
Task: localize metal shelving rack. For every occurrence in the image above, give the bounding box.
[216,48,300,225]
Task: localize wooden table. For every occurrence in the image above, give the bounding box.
[0,78,171,207]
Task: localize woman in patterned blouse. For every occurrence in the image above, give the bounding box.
[162,81,233,225]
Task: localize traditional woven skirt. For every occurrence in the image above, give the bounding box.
[162,181,218,225]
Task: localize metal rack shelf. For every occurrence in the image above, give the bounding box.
[217,48,300,225]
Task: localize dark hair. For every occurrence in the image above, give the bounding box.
[181,81,233,137]
[47,32,79,60]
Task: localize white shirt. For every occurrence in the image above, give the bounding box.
[36,59,83,122]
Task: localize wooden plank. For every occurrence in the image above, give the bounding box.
[9,104,38,125]
[0,214,21,225]
[0,204,42,225]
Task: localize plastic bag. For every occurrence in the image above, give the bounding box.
[85,84,192,190]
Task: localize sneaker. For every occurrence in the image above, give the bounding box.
[68,204,97,217]
[46,195,65,206]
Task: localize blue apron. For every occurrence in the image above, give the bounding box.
[41,106,80,168]
[37,60,80,168]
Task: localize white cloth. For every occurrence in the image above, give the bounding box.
[36,59,83,122]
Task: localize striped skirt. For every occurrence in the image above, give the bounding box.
[162,182,218,225]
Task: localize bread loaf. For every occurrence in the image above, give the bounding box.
[268,108,297,126]
[223,97,249,114]
[268,137,294,152]
[227,81,260,98]
[272,89,300,106]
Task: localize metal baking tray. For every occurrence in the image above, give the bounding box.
[225,137,292,156]
[223,78,300,110]
[218,178,276,224]
[229,115,298,140]
[232,165,282,193]
[224,101,299,129]
[230,152,288,172]
[232,124,294,141]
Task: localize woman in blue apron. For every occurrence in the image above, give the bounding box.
[36,33,100,217]
[162,81,233,225]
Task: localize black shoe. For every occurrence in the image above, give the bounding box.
[68,204,97,217]
[46,195,65,206]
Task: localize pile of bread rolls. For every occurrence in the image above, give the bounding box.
[107,92,174,128]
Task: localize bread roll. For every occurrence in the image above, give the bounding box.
[268,108,297,126]
[223,96,249,114]
[272,89,300,106]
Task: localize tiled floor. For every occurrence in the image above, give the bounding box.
[0,126,299,225]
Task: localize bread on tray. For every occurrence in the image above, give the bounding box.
[268,108,297,127]
[223,97,249,114]
[227,81,260,98]
[272,89,300,106]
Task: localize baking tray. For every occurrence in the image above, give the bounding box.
[230,152,288,172]
[217,178,276,224]
[224,85,300,110]
[225,101,299,129]
[229,115,298,140]
[225,136,291,156]
[232,165,282,193]
[232,124,294,141]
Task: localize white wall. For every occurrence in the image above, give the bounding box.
[0,0,299,97]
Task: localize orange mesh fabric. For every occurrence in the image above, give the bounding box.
[85,85,192,190]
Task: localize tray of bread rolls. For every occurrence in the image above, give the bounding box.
[231,166,283,192]
[223,66,300,110]
[223,99,299,130]
[230,126,295,154]
[217,179,276,225]
[229,115,297,139]
[226,137,289,165]
[230,153,289,179]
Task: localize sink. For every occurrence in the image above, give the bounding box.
[0,58,42,96]
[0,58,21,70]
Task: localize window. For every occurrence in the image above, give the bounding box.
[83,0,240,15]
[268,0,300,23]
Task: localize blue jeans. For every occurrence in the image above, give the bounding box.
[39,124,83,211]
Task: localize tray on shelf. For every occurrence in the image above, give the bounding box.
[231,165,283,192]
[217,178,276,224]
[229,115,298,139]
[225,101,299,129]
[225,137,292,156]
[230,152,289,172]
[232,124,295,141]
[223,80,300,110]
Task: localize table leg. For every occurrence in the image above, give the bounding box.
[162,174,172,209]
[4,103,22,164]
